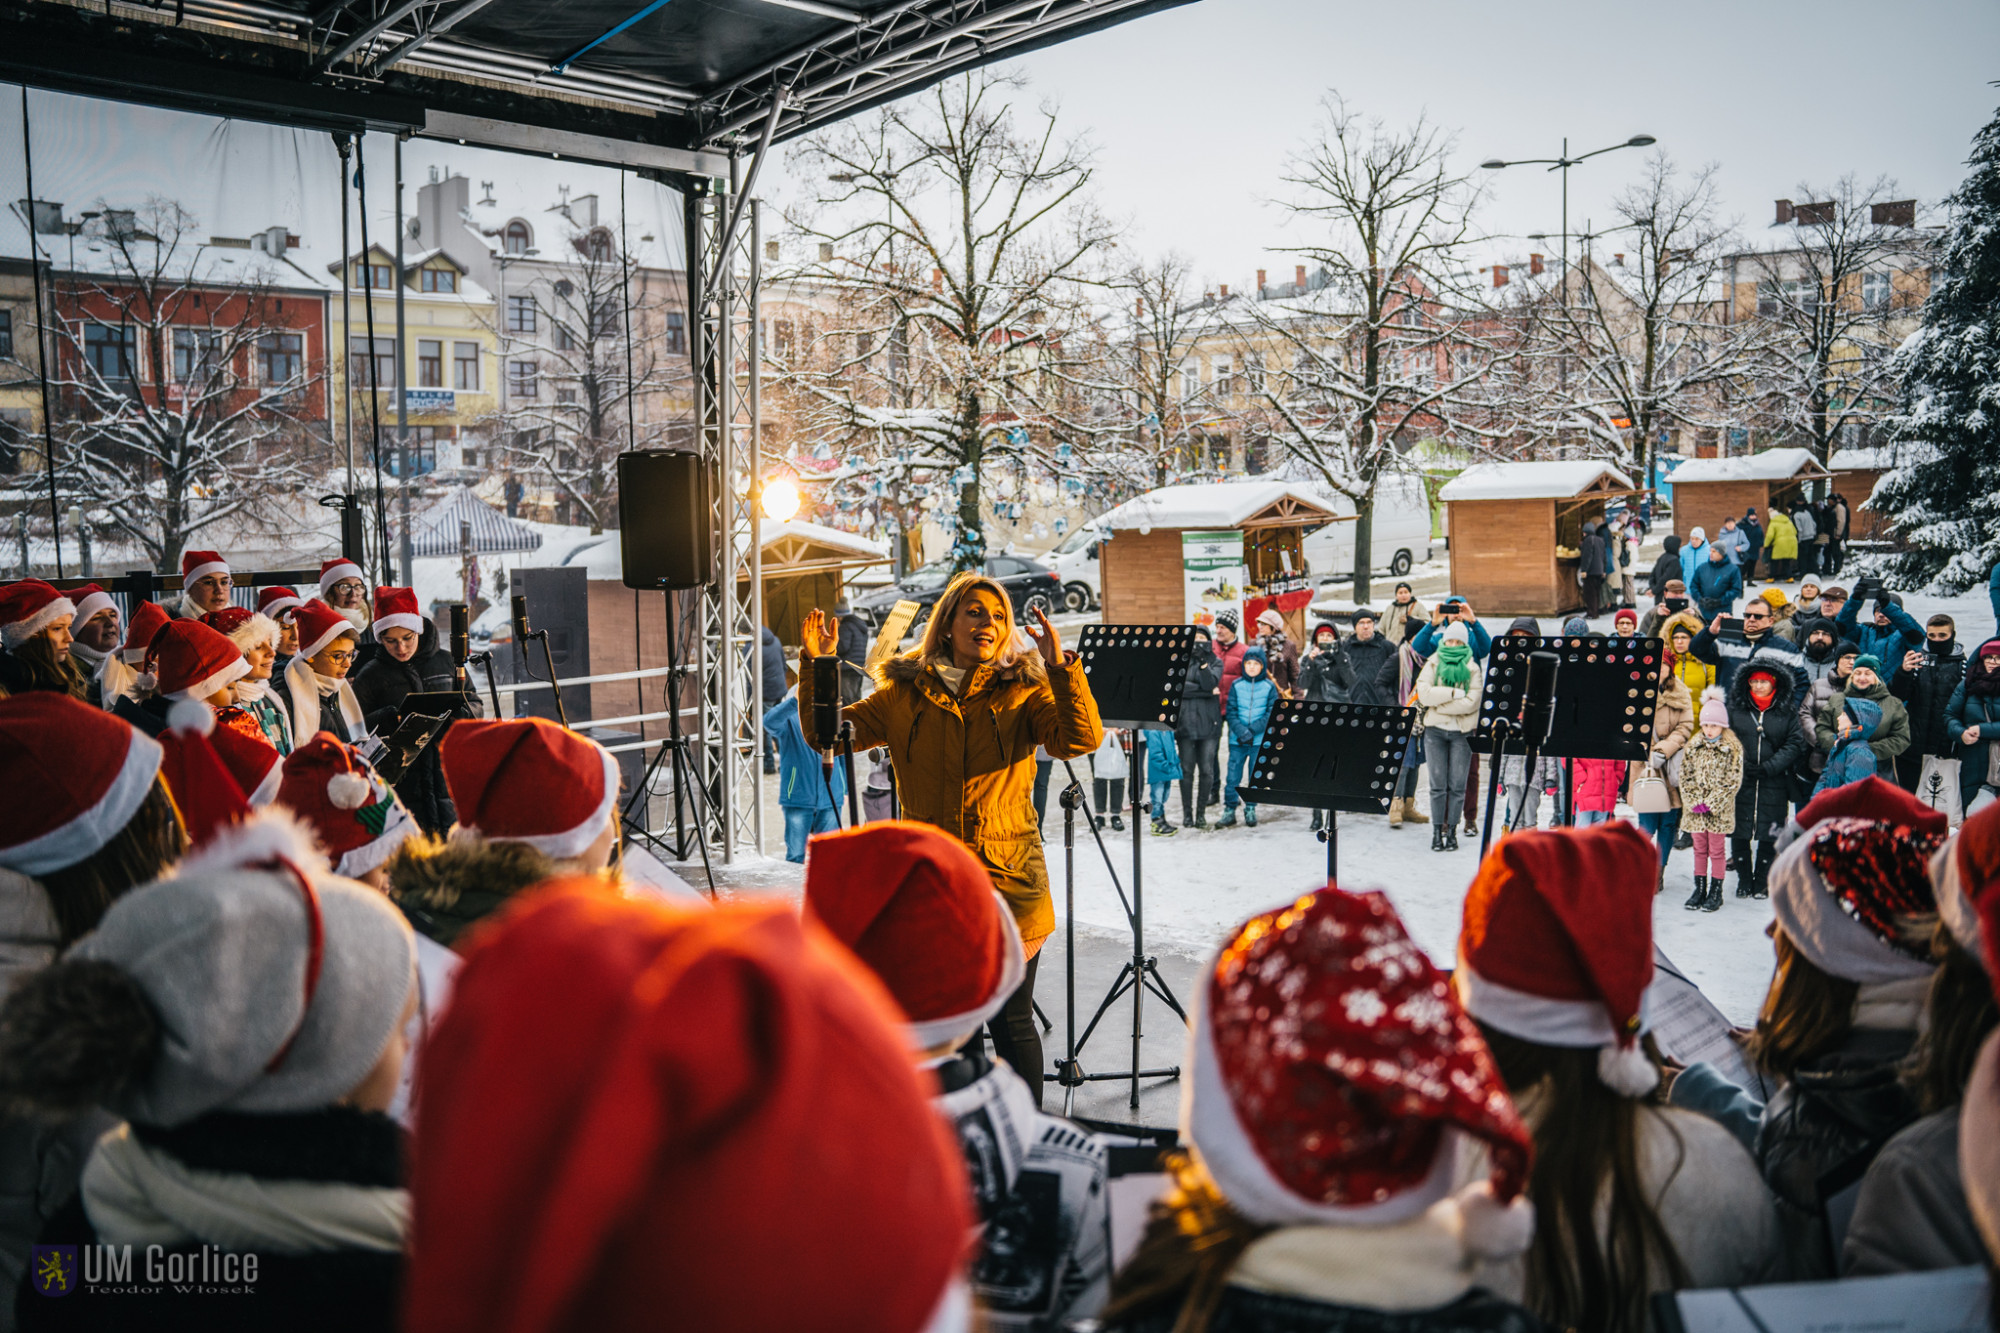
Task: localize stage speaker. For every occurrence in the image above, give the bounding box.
[617,450,714,590]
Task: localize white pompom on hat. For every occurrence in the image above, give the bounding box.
[275,733,419,879]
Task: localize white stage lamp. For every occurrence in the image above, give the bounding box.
[761,477,801,522]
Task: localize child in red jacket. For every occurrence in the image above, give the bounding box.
[1571,756,1627,826]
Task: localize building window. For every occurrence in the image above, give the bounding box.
[172,329,225,384]
[552,323,576,352]
[1244,352,1265,394]
[508,360,537,399]
[257,332,303,385]
[350,336,396,388]
[85,323,136,383]
[453,342,480,391]
[0,310,12,360]
[585,230,612,263]
[418,339,443,388]
[664,311,686,354]
[462,445,480,468]
[773,319,795,359]
[590,301,619,340]
[1212,357,1233,394]
[506,295,536,334]
[377,424,454,477]
[557,388,577,404]
[503,220,531,256]
[357,260,393,290]
[1781,277,1817,312]
[854,330,873,360]
[1861,271,1892,311]
[419,267,458,294]
[1180,363,1198,400]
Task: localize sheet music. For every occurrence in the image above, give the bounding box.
[1668,1265,1987,1333]
[1649,945,1766,1099]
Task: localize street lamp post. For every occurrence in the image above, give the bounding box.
[1482,134,1656,302]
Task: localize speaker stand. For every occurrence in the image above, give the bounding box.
[621,591,715,897]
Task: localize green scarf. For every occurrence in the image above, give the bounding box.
[1434,641,1473,691]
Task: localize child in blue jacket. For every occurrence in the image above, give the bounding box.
[1139,728,1182,836]
[764,689,846,862]
[1219,646,1278,827]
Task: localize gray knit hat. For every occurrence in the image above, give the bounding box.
[68,811,416,1127]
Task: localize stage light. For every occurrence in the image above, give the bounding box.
[761,477,801,522]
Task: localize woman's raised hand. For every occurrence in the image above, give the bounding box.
[1028,604,1063,668]
[803,609,839,658]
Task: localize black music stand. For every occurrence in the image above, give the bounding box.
[1473,635,1663,849]
[1061,625,1197,1112]
[1239,701,1416,885]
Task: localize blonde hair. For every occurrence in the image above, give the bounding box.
[904,572,1037,676]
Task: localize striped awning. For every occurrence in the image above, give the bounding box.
[402,486,545,558]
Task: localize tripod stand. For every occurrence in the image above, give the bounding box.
[622,590,715,896]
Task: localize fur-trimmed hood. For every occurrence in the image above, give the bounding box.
[1727,650,1799,713]
[387,834,559,948]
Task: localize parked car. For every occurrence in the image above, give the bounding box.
[1302,475,1433,580]
[852,555,1065,634]
[1044,521,1104,613]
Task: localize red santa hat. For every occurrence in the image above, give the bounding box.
[180,549,229,586]
[0,579,77,650]
[71,583,117,629]
[257,586,305,621]
[1187,884,1534,1254]
[1958,868,2000,1264]
[144,620,251,703]
[120,599,173,666]
[205,713,284,807]
[202,606,279,654]
[803,821,1025,1049]
[1935,801,2000,969]
[318,557,365,598]
[441,718,620,861]
[371,586,424,639]
[1456,822,1662,1096]
[153,701,258,849]
[277,734,418,879]
[293,598,360,661]
[404,885,970,1333]
[0,693,165,876]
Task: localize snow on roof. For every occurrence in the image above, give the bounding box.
[1668,447,1824,484]
[1438,460,1635,502]
[1828,445,1896,471]
[762,519,890,561]
[1095,481,1337,531]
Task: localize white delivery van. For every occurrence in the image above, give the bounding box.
[1302,476,1433,581]
[1044,520,1104,612]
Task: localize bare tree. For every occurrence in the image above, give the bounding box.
[779,71,1119,570]
[48,198,322,570]
[1113,254,1215,487]
[1741,176,1933,463]
[1515,158,1768,487]
[1232,95,1503,603]
[494,225,676,529]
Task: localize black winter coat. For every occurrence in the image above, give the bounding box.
[17,1108,403,1333]
[1101,1285,1554,1333]
[1177,646,1223,741]
[1341,634,1400,708]
[834,612,871,705]
[1648,549,1682,599]
[1726,658,1811,840]
[1891,641,1968,757]
[350,619,481,835]
[1297,643,1353,703]
[1579,528,1607,582]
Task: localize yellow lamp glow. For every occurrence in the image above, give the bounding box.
[760,477,801,523]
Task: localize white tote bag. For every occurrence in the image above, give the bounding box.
[1916,755,1964,827]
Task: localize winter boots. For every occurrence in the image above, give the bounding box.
[1751,842,1773,899]
[1244,806,1258,828]
[1431,826,1446,852]
[1151,817,1176,836]
[1390,801,1405,828]
[1733,841,1752,898]
[1445,826,1459,852]
[1684,876,1708,911]
[1216,808,1239,829]
[1110,814,1125,832]
[1403,797,1429,824]
[1704,877,1723,912]
[1310,810,1324,832]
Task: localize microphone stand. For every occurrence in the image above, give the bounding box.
[836,718,861,827]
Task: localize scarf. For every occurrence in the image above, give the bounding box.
[83,1124,407,1255]
[333,605,369,632]
[234,676,272,703]
[1433,640,1472,691]
[1968,648,2000,698]
[69,641,109,668]
[283,654,365,744]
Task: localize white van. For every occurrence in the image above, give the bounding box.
[1044,520,1104,612]
[1302,476,1433,581]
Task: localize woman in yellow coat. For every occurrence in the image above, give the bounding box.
[801,572,1103,1103]
[1762,508,1799,582]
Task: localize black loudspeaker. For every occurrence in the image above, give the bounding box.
[617,450,714,589]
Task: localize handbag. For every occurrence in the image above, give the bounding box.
[1630,767,1673,814]
[1915,755,1963,826]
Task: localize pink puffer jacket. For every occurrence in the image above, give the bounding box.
[1572,757,1628,814]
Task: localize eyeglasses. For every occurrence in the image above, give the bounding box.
[321,650,356,665]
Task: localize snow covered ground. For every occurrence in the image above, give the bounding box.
[1053,575,2000,1028]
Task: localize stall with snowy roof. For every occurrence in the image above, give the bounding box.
[737,519,892,649]
[1093,482,1344,638]
[1667,447,1832,548]
[1827,444,1897,542]
[1437,461,1644,616]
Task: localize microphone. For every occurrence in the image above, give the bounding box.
[511,594,531,642]
[811,653,841,750]
[449,604,470,665]
[1520,650,1560,747]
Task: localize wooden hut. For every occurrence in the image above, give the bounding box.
[1667,448,1832,545]
[736,519,892,648]
[1437,461,1642,616]
[1095,482,1343,639]
[1827,445,1896,542]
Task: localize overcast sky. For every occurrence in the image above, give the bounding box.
[4,0,1996,289]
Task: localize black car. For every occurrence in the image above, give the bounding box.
[852,555,1064,633]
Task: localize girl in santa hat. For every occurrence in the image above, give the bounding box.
[170,549,233,620]
[1842,800,2000,1274]
[204,606,293,753]
[1670,795,1947,1279]
[1455,823,1778,1332]
[276,599,368,745]
[1098,885,1544,1333]
[0,580,87,700]
[351,588,480,834]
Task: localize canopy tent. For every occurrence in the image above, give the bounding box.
[400,486,546,558]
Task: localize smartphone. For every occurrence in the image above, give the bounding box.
[1718,616,1746,640]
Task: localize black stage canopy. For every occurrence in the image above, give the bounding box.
[2,0,1198,175]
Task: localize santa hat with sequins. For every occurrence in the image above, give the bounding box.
[1770,816,1943,985]
[1185,884,1535,1255]
[1455,822,1663,1097]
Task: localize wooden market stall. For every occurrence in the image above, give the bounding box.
[1437,461,1642,617]
[1827,445,1896,542]
[737,518,893,648]
[1667,448,1832,545]
[1095,482,1344,641]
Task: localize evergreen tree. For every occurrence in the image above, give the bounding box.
[1876,105,2000,591]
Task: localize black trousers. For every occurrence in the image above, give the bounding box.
[985,952,1043,1107]
[1583,575,1607,616]
[1177,736,1219,822]
[1093,777,1125,815]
